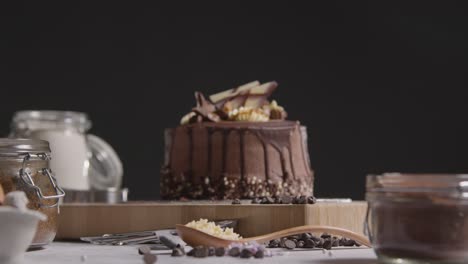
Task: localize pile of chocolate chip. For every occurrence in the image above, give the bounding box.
[186,243,269,259]
[250,195,316,204]
[267,233,361,250]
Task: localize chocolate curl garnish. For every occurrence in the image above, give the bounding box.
[192,91,220,122]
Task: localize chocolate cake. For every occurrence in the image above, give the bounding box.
[161,81,314,199]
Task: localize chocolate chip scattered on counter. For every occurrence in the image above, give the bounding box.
[332,238,339,247]
[143,253,157,264]
[171,247,185,257]
[338,238,346,246]
[208,247,215,256]
[231,199,241,205]
[138,246,151,255]
[348,239,357,247]
[194,246,209,258]
[240,248,253,258]
[267,233,363,250]
[254,249,264,259]
[228,247,241,257]
[284,239,297,249]
[305,239,316,248]
[215,247,225,257]
[269,239,280,247]
[280,237,287,247]
[297,240,305,248]
[311,235,322,243]
[159,236,178,249]
[316,238,325,248]
[322,239,332,250]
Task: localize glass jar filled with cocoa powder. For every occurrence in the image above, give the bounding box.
[0,139,65,248]
[366,173,468,264]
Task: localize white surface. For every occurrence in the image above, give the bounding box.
[24,242,378,264]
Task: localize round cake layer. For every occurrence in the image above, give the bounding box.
[161,121,314,199]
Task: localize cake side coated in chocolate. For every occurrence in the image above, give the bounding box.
[161,121,314,199]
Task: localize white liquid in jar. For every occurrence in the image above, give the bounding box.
[31,130,89,190]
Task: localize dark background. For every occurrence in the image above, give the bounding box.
[1,2,468,200]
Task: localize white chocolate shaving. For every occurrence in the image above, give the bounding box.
[186,218,241,240]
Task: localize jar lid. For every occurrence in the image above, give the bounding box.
[0,138,50,155]
[86,134,123,190]
[12,111,92,133]
[367,173,468,198]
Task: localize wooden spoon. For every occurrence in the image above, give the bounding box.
[176,224,371,248]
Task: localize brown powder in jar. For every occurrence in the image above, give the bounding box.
[0,158,59,247]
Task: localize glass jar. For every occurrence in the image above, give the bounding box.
[10,111,123,191]
[0,138,65,247]
[366,173,468,264]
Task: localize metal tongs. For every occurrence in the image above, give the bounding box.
[80,219,238,246]
[81,230,159,246]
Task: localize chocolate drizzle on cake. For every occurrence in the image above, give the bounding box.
[161,121,313,199]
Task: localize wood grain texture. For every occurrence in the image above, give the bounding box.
[56,201,367,239]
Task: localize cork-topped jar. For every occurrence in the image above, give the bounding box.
[0,139,65,248]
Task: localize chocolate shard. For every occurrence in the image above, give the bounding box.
[223,93,249,112]
[209,81,260,105]
[192,92,219,122]
[244,81,278,109]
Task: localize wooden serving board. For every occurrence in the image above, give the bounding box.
[56,201,367,239]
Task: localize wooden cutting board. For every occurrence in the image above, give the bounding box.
[56,201,367,239]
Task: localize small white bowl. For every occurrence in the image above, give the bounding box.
[0,207,46,264]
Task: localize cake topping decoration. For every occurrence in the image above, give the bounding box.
[180,81,287,124]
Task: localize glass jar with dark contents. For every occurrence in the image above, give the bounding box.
[366,173,468,264]
[0,139,65,248]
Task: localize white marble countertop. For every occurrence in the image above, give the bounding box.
[24,242,378,264]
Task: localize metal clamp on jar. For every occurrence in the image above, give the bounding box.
[0,139,65,248]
